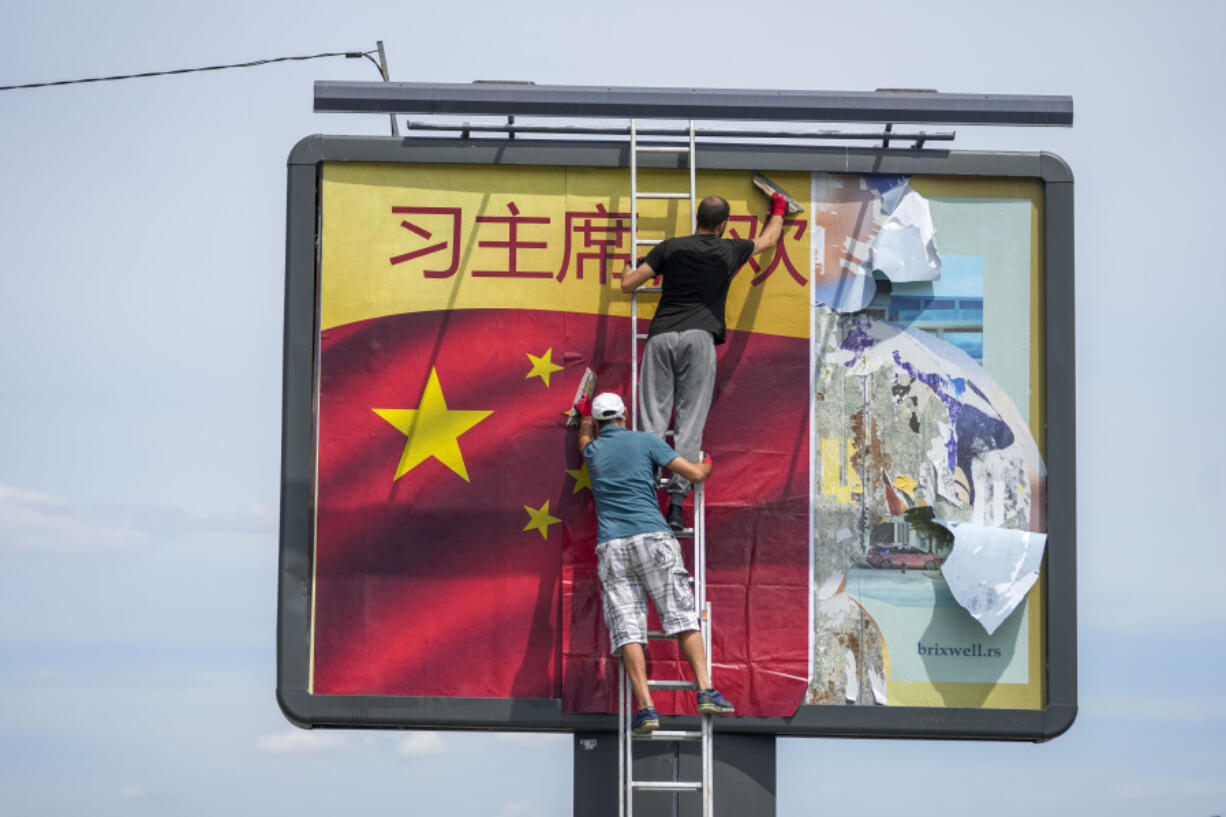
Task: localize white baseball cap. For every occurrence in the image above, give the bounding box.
[591,392,626,421]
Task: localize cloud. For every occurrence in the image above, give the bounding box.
[1114,775,1226,800]
[495,732,568,748]
[256,729,346,754]
[0,482,275,553]
[1086,693,1226,723]
[396,732,449,757]
[120,783,149,800]
[494,802,548,817]
[0,483,148,552]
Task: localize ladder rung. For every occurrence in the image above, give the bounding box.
[632,781,704,792]
[638,286,662,294]
[635,145,691,154]
[635,332,650,341]
[634,238,661,245]
[636,192,691,200]
[648,679,699,691]
[646,629,672,639]
[635,729,703,742]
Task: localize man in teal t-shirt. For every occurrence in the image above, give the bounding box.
[577,392,735,734]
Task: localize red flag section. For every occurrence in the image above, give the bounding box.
[314,308,809,717]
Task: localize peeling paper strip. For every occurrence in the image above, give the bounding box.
[863,174,910,215]
[868,667,887,705]
[867,189,941,283]
[843,650,858,703]
[814,263,876,313]
[817,570,845,601]
[939,521,1047,635]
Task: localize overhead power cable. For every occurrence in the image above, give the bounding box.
[0,50,377,92]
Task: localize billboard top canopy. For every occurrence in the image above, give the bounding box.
[314,80,1074,129]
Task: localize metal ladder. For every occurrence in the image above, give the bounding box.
[620,119,714,817]
[628,119,696,431]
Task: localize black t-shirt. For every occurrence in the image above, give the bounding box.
[643,234,755,345]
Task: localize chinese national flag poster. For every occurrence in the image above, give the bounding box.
[311,162,811,717]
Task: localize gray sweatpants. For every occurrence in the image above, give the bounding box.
[639,329,716,503]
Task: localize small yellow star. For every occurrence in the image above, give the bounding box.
[373,368,493,482]
[525,347,564,388]
[565,464,591,494]
[522,500,561,540]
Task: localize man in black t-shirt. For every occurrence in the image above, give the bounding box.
[620,192,788,530]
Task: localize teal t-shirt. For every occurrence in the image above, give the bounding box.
[582,425,678,543]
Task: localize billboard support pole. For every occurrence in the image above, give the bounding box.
[575,731,776,816]
[374,41,399,138]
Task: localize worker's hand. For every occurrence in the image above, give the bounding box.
[701,454,713,479]
[574,395,593,418]
[768,192,789,218]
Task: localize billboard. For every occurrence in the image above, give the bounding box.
[278,136,1076,740]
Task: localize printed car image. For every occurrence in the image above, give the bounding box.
[866,545,941,571]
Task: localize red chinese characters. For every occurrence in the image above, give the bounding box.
[473,202,552,278]
[728,215,809,286]
[555,204,631,284]
[388,201,806,287]
[389,206,462,278]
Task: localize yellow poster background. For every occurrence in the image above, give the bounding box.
[320,163,810,338]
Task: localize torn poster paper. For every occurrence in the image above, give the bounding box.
[939,522,1048,636]
[807,592,888,706]
[813,174,941,313]
[863,175,911,215]
[866,188,942,283]
[811,308,1046,704]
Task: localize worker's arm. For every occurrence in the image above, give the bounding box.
[577,416,597,453]
[620,260,657,294]
[752,192,791,254]
[665,455,711,484]
[752,214,784,254]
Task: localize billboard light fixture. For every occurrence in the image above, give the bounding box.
[400,119,955,148]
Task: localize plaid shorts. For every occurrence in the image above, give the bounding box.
[596,530,700,655]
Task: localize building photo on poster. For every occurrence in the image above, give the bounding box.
[277,138,1075,740]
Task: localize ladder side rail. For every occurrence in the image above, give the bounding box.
[619,665,628,817]
[697,451,712,817]
[688,121,697,233]
[703,697,713,817]
[629,119,640,431]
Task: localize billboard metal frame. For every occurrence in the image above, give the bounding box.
[279,134,1076,741]
[313,81,1074,127]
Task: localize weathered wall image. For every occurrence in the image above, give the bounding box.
[807,174,1048,710]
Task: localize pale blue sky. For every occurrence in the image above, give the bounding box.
[2,1,1224,815]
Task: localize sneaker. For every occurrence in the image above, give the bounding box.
[696,688,735,715]
[666,503,686,532]
[632,706,659,734]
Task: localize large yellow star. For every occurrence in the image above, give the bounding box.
[373,368,493,482]
[525,348,564,388]
[522,500,561,540]
[565,464,591,494]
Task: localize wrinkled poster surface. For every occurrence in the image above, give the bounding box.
[311,164,1046,714]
